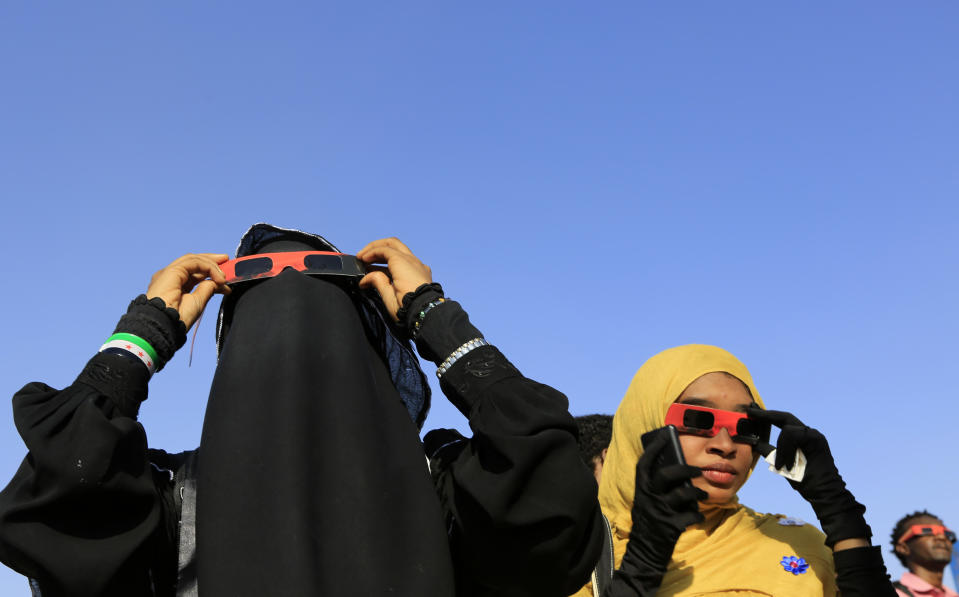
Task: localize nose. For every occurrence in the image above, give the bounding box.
[706,428,737,457]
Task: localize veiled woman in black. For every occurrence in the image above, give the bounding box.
[0,224,603,597]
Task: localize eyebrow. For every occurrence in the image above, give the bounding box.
[678,397,753,413]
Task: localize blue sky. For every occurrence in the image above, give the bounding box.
[1,2,957,593]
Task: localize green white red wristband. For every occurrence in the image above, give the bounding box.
[100,333,159,376]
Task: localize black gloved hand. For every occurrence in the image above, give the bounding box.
[747,406,871,547]
[607,427,707,596]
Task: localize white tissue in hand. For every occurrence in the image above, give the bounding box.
[764,448,806,482]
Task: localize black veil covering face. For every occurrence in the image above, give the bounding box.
[197,224,454,595]
[215,224,431,428]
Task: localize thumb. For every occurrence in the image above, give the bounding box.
[180,280,218,330]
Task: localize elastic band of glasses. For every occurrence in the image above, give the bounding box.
[100,333,158,377]
[411,297,448,339]
[436,338,489,378]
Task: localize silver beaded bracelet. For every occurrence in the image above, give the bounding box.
[436,337,489,378]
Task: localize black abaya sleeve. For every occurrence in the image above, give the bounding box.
[0,300,183,597]
[833,545,897,597]
[416,295,605,597]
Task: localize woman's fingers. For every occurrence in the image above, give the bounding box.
[359,270,401,320]
[147,253,231,327]
[662,482,708,510]
[357,237,414,258]
[358,239,432,299]
[637,430,667,479]
[746,406,813,469]
[179,279,220,329]
[746,405,803,429]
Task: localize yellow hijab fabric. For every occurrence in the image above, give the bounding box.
[573,345,836,597]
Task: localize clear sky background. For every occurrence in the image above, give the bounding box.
[1,2,957,593]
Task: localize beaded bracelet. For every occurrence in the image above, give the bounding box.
[436,337,489,378]
[411,297,448,339]
[100,332,158,377]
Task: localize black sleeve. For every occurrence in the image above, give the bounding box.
[413,290,605,597]
[0,296,185,597]
[833,545,898,597]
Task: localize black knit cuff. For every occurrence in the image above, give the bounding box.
[78,353,151,418]
[397,283,445,334]
[111,295,187,372]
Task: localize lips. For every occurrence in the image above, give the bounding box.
[700,462,738,486]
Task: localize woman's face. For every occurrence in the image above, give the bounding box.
[675,372,757,505]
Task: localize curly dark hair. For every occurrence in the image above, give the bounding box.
[891,509,941,567]
[575,414,613,466]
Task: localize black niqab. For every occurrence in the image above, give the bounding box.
[196,229,454,595]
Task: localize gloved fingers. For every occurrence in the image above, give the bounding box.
[747,406,808,469]
[776,424,833,469]
[746,405,804,429]
[675,509,706,530]
[774,426,801,470]
[650,464,701,495]
[803,426,829,451]
[755,441,776,458]
[636,428,669,481]
[662,485,708,511]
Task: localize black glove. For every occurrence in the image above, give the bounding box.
[607,427,707,596]
[747,406,871,547]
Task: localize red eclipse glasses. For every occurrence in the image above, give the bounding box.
[220,251,368,285]
[898,524,957,544]
[665,403,771,446]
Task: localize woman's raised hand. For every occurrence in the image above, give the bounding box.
[146,253,231,330]
[746,406,871,550]
[356,238,432,321]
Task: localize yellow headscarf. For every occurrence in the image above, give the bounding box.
[572,345,836,597]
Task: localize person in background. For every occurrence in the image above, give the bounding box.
[891,511,957,597]
[0,224,603,597]
[576,414,613,484]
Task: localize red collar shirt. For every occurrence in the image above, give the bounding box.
[897,572,959,597]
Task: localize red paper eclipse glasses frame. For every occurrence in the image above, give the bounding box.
[898,524,957,544]
[665,403,771,446]
[220,251,368,285]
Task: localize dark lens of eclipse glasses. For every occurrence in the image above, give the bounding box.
[921,527,958,543]
[680,408,768,444]
[682,409,714,431]
[735,418,769,444]
[234,257,274,277]
[304,254,344,272]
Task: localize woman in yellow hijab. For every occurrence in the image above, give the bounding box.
[574,344,895,597]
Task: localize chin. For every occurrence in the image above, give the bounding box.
[702,492,736,505]
[693,479,738,505]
